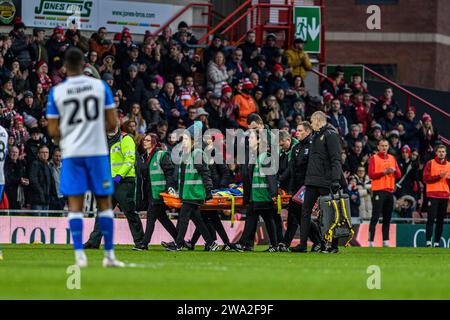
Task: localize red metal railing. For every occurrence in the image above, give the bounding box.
[310,67,450,146]
[198,0,252,44]
[151,3,212,37]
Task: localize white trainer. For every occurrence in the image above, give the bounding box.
[75,251,88,268]
[102,257,125,268]
[368,241,374,248]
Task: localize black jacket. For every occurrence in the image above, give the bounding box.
[210,162,231,190]
[241,150,278,208]
[283,135,312,194]
[278,139,299,192]
[305,124,343,189]
[28,160,55,205]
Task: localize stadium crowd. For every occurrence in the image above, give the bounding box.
[0,18,446,233]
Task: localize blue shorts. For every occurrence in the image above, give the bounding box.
[61,156,114,196]
[0,184,4,200]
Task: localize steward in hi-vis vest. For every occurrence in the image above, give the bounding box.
[232,129,279,252]
[165,121,219,252]
[422,145,450,247]
[368,139,401,247]
[140,133,178,249]
[85,129,145,250]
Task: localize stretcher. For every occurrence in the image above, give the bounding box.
[160,191,292,211]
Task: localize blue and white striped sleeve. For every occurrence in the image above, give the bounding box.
[103,81,115,110]
[46,88,59,119]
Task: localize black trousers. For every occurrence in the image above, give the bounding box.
[369,191,394,242]
[86,179,145,247]
[142,202,178,246]
[175,202,213,247]
[283,200,321,246]
[300,186,338,249]
[191,210,230,245]
[426,198,448,243]
[239,203,278,247]
[272,210,284,245]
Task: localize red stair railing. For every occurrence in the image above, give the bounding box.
[151,3,212,38]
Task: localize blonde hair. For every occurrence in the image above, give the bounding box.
[311,111,327,125]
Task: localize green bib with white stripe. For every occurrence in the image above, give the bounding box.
[179,149,207,201]
[251,153,272,202]
[149,150,167,200]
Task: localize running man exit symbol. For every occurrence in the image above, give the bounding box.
[293,6,321,53]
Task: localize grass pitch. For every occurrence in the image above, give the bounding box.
[0,245,449,299]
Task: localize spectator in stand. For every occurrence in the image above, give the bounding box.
[25,127,43,168]
[89,27,116,58]
[347,175,361,218]
[422,145,450,248]
[29,145,56,216]
[10,18,32,69]
[45,26,71,67]
[347,140,369,175]
[65,26,89,53]
[119,64,145,113]
[419,113,439,163]
[138,42,160,76]
[49,147,65,212]
[345,124,363,149]
[226,48,250,84]
[206,51,230,96]
[355,93,373,134]
[173,21,198,45]
[320,72,343,98]
[18,90,42,121]
[5,145,28,209]
[400,106,421,150]
[203,35,225,66]
[349,72,368,94]
[238,31,258,66]
[340,89,358,126]
[30,28,48,64]
[379,107,398,133]
[287,76,308,102]
[156,27,173,58]
[328,98,348,137]
[50,59,66,85]
[396,145,420,199]
[355,166,372,221]
[261,34,279,68]
[373,87,399,120]
[124,103,147,135]
[87,50,101,71]
[285,98,305,128]
[121,44,140,75]
[367,124,383,153]
[221,83,238,128]
[0,54,11,82]
[285,38,312,81]
[267,64,289,95]
[143,98,165,128]
[1,76,16,100]
[30,60,52,94]
[0,97,17,130]
[388,130,402,159]
[253,54,270,85]
[158,82,186,131]
[204,93,226,133]
[234,79,257,129]
[11,59,29,93]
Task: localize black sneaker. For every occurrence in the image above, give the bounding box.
[207,241,220,251]
[165,242,182,251]
[132,244,148,251]
[264,246,278,252]
[83,242,100,249]
[290,245,308,253]
[222,244,232,251]
[230,243,244,252]
[243,245,254,252]
[184,240,195,251]
[321,247,339,254]
[161,241,171,249]
[278,243,289,252]
[311,243,323,253]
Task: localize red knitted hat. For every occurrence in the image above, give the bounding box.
[222,83,232,94]
[242,78,254,90]
[273,63,284,73]
[422,113,432,122]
